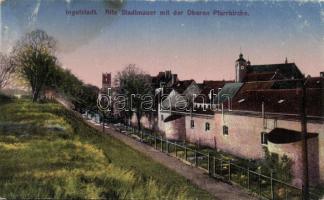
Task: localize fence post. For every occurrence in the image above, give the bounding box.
[195,151,198,167]
[160,136,163,152]
[166,140,169,154]
[175,143,178,157]
[213,156,216,176]
[208,152,211,175]
[271,171,274,200]
[259,173,262,196]
[148,133,152,146]
[154,134,157,149]
[220,159,223,176]
[228,160,231,181]
[247,166,250,190]
[185,146,187,161]
[141,130,143,141]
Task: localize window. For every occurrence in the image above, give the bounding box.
[190,120,195,129]
[261,132,268,145]
[205,122,210,131]
[161,115,164,121]
[223,125,228,135]
[160,82,166,88]
[107,88,112,96]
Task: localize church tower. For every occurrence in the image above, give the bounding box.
[102,73,112,94]
[235,53,247,82]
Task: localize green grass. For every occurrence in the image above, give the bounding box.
[0,99,213,199]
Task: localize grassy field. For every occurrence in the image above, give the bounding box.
[0,98,213,199]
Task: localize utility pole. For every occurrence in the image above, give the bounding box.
[301,76,310,200]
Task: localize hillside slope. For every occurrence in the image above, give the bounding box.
[0,99,213,199]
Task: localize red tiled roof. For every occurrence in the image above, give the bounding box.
[195,80,229,103]
[235,78,323,95]
[231,88,323,116]
[305,77,323,88]
[172,80,195,94]
[238,81,274,91]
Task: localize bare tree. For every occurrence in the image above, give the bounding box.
[11,29,57,102]
[114,64,153,130]
[0,53,14,89]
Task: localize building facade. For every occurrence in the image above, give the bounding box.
[126,55,324,188]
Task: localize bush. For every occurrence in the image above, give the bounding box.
[259,146,293,181]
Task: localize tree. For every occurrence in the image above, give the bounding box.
[115,64,153,130]
[11,30,57,102]
[43,64,99,111]
[0,53,15,89]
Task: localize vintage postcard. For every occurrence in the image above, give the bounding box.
[0,0,323,199]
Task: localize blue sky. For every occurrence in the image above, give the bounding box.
[1,0,323,86]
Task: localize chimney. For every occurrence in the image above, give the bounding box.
[166,70,171,79]
[172,74,177,85]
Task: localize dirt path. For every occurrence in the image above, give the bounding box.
[86,122,257,200]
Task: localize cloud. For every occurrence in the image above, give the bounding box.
[29,0,41,26]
